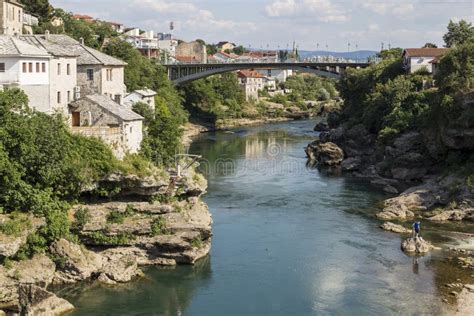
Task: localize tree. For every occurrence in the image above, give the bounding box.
[423,43,438,48]
[443,20,474,48]
[20,0,53,22]
[233,45,247,55]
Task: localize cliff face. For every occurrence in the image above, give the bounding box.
[0,166,212,314]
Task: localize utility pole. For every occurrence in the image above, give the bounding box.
[381,42,384,51]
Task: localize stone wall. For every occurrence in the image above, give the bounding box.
[176,41,207,63]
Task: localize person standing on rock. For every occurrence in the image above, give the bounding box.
[412,221,421,239]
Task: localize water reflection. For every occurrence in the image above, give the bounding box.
[64,256,212,316]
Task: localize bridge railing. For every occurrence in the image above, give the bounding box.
[164,57,379,66]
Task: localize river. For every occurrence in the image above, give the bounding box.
[65,120,460,315]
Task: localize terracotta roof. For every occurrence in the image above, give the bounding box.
[403,48,450,57]
[176,55,197,62]
[237,70,265,79]
[73,14,94,20]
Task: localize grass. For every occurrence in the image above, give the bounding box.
[89,231,135,246]
[191,237,204,249]
[0,212,33,237]
[106,205,135,224]
[150,217,169,236]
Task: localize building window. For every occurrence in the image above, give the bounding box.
[106,69,113,81]
[57,63,61,75]
[42,63,46,73]
[28,63,33,73]
[86,69,94,81]
[0,63,5,73]
[22,63,27,73]
[130,126,133,133]
[114,94,121,104]
[67,91,71,102]
[57,91,61,104]
[36,62,40,73]
[67,64,70,75]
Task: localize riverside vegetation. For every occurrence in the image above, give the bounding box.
[306,20,474,305]
[0,2,212,314]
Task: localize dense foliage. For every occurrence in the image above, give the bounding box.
[278,75,337,103]
[180,73,246,122]
[336,20,474,145]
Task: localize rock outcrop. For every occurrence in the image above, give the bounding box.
[0,215,45,258]
[380,222,411,234]
[50,239,104,283]
[19,284,74,316]
[401,237,435,254]
[305,140,344,166]
[99,254,143,284]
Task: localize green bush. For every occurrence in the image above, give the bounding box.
[150,217,169,236]
[0,212,32,236]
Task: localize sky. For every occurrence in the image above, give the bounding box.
[50,0,473,51]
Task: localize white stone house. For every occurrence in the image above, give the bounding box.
[123,88,157,109]
[0,35,53,112]
[69,94,144,158]
[402,48,450,74]
[256,68,293,83]
[0,0,23,36]
[237,70,265,101]
[43,35,125,103]
[21,33,79,115]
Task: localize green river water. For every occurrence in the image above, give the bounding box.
[63,120,473,315]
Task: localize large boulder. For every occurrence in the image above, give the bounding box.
[401,237,434,254]
[99,254,143,283]
[428,208,474,222]
[380,222,411,234]
[442,128,474,150]
[97,171,169,197]
[18,284,74,316]
[0,267,17,310]
[8,255,55,287]
[341,157,362,172]
[50,239,104,283]
[305,141,344,166]
[391,167,427,181]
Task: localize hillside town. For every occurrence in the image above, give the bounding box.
[0,0,454,160]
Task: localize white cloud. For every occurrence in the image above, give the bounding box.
[264,0,349,22]
[133,0,198,14]
[362,1,415,17]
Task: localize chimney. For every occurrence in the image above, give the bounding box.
[45,30,50,40]
[79,37,84,45]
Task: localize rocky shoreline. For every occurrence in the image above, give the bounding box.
[305,107,474,312]
[0,166,212,315]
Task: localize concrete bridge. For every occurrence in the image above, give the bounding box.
[164,61,372,85]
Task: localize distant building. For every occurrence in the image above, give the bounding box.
[237,70,265,101]
[0,0,24,35]
[217,41,236,52]
[176,41,207,63]
[108,22,124,34]
[72,14,94,23]
[124,88,157,109]
[212,51,238,63]
[237,51,279,63]
[402,48,450,74]
[256,68,293,82]
[70,94,144,158]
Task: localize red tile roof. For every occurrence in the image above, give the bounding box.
[176,55,197,62]
[237,70,265,78]
[73,14,94,21]
[403,48,450,57]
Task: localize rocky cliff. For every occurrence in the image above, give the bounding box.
[0,165,212,314]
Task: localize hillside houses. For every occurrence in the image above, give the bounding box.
[0,32,143,158]
[0,0,38,35]
[402,48,450,74]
